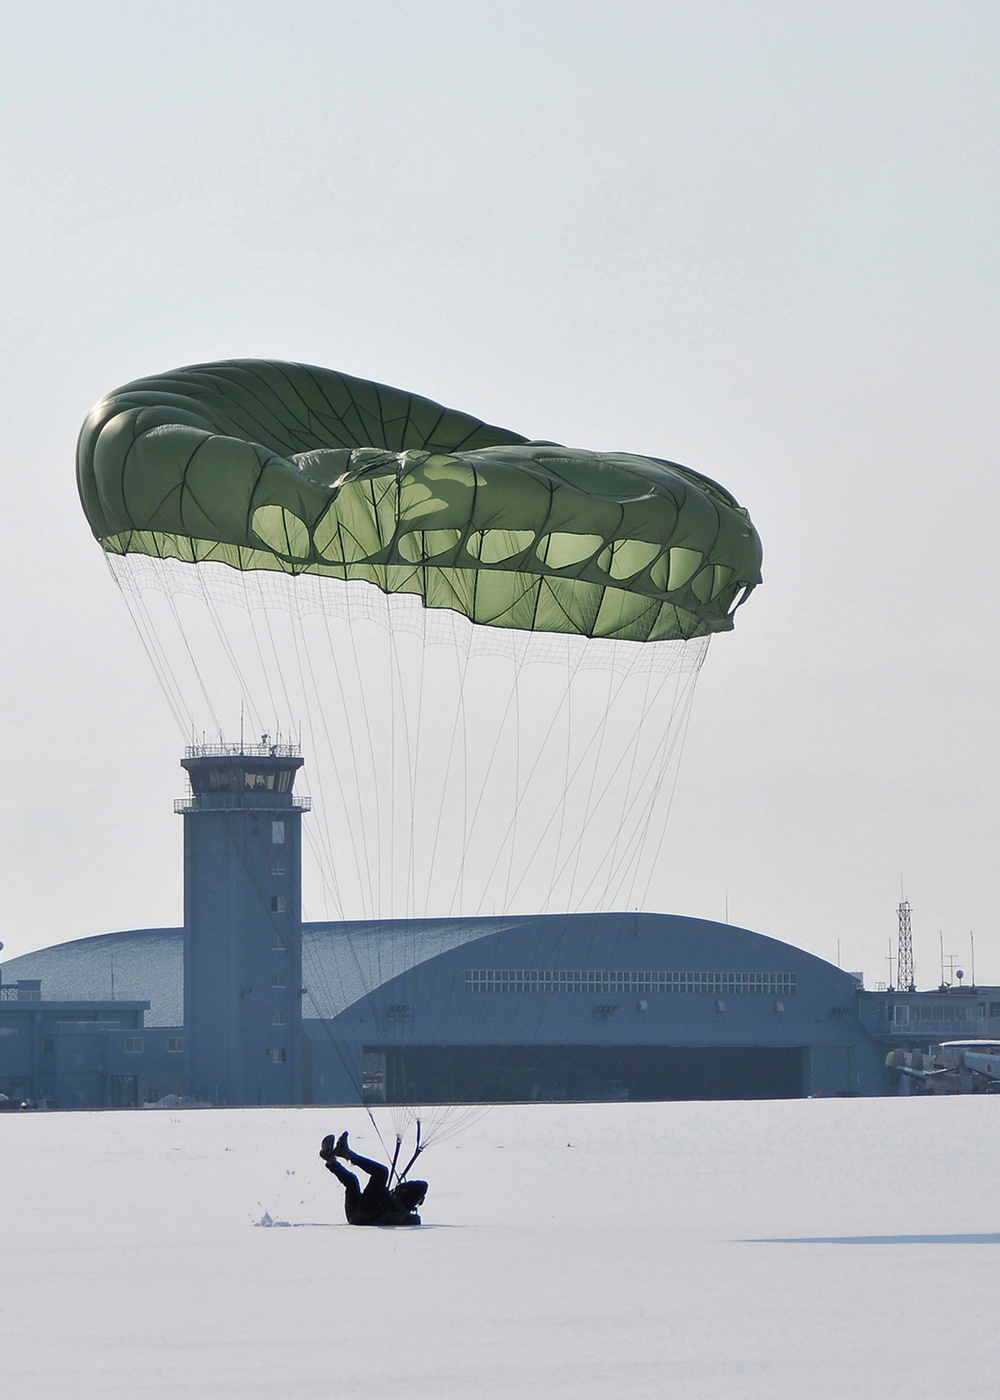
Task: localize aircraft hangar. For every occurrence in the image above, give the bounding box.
[303,911,885,1103]
[2,911,887,1106]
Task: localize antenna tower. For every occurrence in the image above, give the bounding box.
[897,899,915,992]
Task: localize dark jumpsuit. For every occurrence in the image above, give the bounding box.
[325,1148,428,1226]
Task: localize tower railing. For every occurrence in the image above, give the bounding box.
[174,793,312,813]
[184,742,301,759]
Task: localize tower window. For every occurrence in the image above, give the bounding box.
[271,821,285,845]
[271,1011,285,1026]
[271,858,286,875]
[271,895,286,914]
[124,1037,143,1053]
[268,1047,287,1064]
[271,973,286,989]
[272,934,285,952]
[167,1037,184,1053]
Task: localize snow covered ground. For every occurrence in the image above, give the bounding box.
[4,1097,997,1399]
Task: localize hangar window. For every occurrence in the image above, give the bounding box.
[168,1037,184,1053]
[124,1037,143,1053]
[990,1003,1000,1018]
[466,970,797,996]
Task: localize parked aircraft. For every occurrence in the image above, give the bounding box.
[886,1041,1000,1094]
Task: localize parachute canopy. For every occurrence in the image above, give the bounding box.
[77,360,762,642]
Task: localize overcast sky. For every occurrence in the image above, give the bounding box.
[1,0,997,989]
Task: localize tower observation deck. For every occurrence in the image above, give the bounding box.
[178,741,309,1106]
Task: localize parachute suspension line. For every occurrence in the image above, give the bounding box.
[387,1132,404,1187]
[242,579,287,740]
[563,662,616,912]
[544,644,577,917]
[111,569,192,738]
[408,616,432,923]
[562,644,706,913]
[285,595,351,919]
[386,607,414,924]
[384,591,399,925]
[632,659,704,913]
[453,637,473,918]
[385,596,423,924]
[420,636,469,917]
[189,567,358,920]
[158,580,226,741]
[194,576,269,743]
[444,653,523,918]
[123,581,193,737]
[320,605,380,921]
[395,1118,424,1184]
[563,669,691,913]
[599,664,662,909]
[619,659,705,911]
[580,661,694,912]
[257,592,300,750]
[131,559,215,738]
[499,631,526,916]
[617,679,698,908]
[346,604,388,925]
[475,652,592,914]
[253,586,367,921]
[291,613,352,921]
[500,658,678,915]
[388,595,431,925]
[589,658,703,913]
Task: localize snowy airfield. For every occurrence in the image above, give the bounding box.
[4,1097,997,1400]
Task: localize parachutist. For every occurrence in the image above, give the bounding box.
[320,1132,427,1226]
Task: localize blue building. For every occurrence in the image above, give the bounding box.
[178,743,308,1106]
[0,745,906,1107]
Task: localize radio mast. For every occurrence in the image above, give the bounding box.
[897,899,915,992]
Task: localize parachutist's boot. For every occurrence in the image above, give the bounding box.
[335,1132,350,1158]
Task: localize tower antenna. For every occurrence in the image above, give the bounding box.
[897,898,915,992]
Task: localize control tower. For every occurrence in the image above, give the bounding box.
[176,741,310,1105]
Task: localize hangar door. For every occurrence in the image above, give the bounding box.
[369,1044,806,1103]
[806,1044,855,1096]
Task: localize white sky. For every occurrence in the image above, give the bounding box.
[1,1,998,986]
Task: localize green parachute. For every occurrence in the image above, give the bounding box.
[77,360,762,642]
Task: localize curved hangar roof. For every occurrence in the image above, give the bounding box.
[2,915,858,1032]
